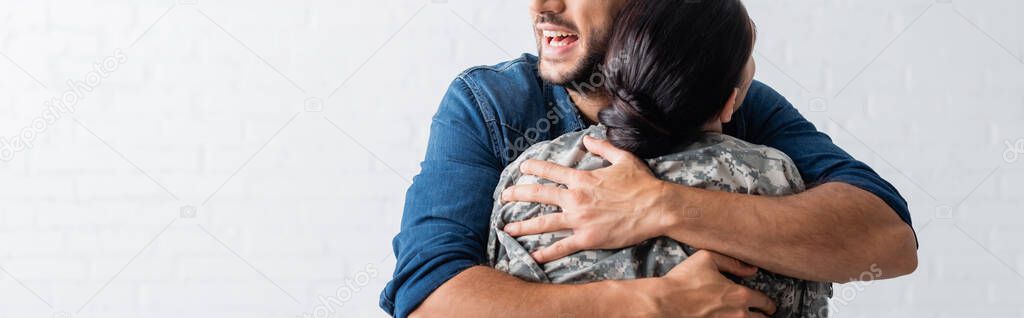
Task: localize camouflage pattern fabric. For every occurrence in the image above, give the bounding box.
[487,125,832,318]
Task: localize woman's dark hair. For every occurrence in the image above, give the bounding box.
[598,0,755,158]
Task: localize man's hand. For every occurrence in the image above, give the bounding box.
[502,136,672,263]
[626,250,776,318]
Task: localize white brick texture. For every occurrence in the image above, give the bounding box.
[1,0,1022,317]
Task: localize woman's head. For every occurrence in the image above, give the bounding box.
[599,0,756,158]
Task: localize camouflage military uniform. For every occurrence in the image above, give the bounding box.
[487,125,832,318]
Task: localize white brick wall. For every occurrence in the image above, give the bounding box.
[0,0,1021,317]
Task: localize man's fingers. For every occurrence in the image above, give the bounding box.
[530,236,581,264]
[743,288,777,316]
[723,286,776,316]
[501,184,564,206]
[503,213,569,237]
[707,251,759,278]
[747,312,769,318]
[729,310,770,318]
[582,136,632,164]
[520,159,584,185]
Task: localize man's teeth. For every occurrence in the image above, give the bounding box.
[542,30,577,38]
[543,30,577,47]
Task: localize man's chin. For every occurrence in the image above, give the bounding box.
[537,62,577,86]
[538,50,603,88]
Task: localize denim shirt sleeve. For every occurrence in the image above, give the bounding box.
[729,81,913,226]
[379,78,501,318]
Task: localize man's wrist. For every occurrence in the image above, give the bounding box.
[595,278,660,316]
[650,180,697,239]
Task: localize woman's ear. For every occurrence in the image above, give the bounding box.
[719,88,739,124]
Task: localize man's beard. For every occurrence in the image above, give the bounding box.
[537,28,610,90]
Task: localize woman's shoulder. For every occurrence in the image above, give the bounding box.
[696,133,796,164]
[651,133,805,194]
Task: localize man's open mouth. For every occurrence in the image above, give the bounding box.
[542,30,580,48]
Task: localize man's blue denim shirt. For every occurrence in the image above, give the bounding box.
[380,54,911,318]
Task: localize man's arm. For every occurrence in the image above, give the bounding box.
[501,81,917,283]
[413,253,775,318]
[380,78,503,318]
[413,266,612,318]
[657,182,917,282]
[689,80,917,281]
